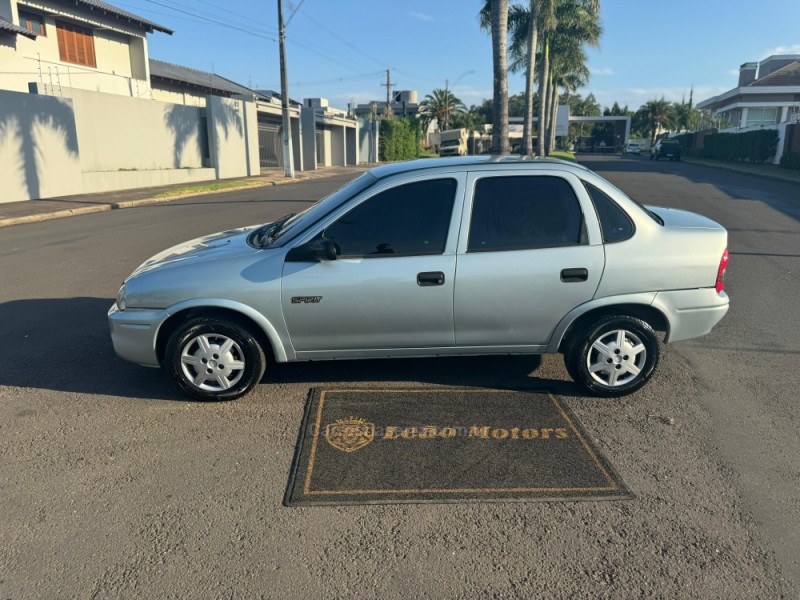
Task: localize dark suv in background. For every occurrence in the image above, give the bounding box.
[650,139,682,161]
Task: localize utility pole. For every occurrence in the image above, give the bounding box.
[277,0,294,178]
[380,68,395,112]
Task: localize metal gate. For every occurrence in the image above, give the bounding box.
[258,122,282,169]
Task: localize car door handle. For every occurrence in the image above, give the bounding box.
[560,268,588,282]
[417,271,445,286]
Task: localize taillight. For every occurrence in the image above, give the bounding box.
[716,248,729,293]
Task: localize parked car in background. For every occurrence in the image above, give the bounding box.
[439,129,469,157]
[624,142,642,155]
[650,139,682,161]
[109,156,730,401]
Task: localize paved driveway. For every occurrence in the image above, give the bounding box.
[1,160,798,598]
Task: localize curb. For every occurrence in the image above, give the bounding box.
[0,173,324,228]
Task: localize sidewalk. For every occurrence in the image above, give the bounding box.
[0,165,370,228]
[682,156,800,185]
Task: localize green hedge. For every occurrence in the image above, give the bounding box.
[701,129,778,163]
[379,118,421,162]
[780,151,800,171]
[673,133,695,154]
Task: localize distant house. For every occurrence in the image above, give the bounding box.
[697,55,800,131]
[150,59,264,107]
[0,0,172,97]
[355,90,421,120]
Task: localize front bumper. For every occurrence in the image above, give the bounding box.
[108,303,169,367]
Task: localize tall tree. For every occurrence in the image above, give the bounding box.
[540,0,602,152]
[419,88,467,132]
[537,0,600,155]
[639,97,675,144]
[489,0,510,154]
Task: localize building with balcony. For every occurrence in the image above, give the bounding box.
[697,55,800,131]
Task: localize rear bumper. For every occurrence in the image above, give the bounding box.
[652,288,729,343]
[108,303,168,367]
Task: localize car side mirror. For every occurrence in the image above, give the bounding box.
[286,238,338,262]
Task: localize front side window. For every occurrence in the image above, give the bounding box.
[56,20,96,68]
[323,178,457,257]
[468,176,583,252]
[19,10,46,35]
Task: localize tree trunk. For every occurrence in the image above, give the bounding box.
[536,37,549,156]
[490,0,510,154]
[544,74,555,154]
[522,0,538,156]
[549,83,559,152]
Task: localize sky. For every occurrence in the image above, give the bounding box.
[119,0,800,112]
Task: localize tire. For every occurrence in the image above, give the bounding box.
[165,316,266,401]
[564,315,660,397]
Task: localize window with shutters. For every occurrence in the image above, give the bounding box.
[56,20,96,68]
[19,10,46,36]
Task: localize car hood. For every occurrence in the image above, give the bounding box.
[646,206,725,230]
[127,225,259,280]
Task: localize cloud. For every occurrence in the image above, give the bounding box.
[590,67,614,76]
[408,11,434,22]
[761,44,800,58]
[728,68,740,77]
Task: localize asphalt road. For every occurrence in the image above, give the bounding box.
[1,158,798,598]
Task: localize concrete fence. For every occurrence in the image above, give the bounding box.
[0,87,259,203]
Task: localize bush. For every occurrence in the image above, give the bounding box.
[701,129,778,163]
[780,151,800,170]
[673,133,695,154]
[379,117,421,162]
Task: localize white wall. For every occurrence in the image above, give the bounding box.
[0,89,82,202]
[0,87,260,202]
[207,95,256,179]
[151,81,207,107]
[62,87,205,172]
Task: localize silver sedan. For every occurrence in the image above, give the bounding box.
[109,156,730,400]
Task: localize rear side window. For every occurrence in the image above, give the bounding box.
[468,176,584,252]
[324,178,457,257]
[584,182,635,243]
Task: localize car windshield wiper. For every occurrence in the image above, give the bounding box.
[257,213,296,247]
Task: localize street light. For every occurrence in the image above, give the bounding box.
[444,70,474,131]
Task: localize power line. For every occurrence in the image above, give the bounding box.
[142,0,277,41]
[292,70,385,88]
[163,0,278,36]
[284,0,305,27]
[294,7,386,69]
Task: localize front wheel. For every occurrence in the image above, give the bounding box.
[564,315,660,397]
[165,317,266,401]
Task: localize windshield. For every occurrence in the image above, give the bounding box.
[265,172,377,246]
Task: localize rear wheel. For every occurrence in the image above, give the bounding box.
[166,317,266,401]
[564,315,660,397]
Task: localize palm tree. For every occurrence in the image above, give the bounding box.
[419,88,467,132]
[641,98,675,144]
[537,0,600,156]
[543,6,596,152]
[507,1,554,155]
[485,0,510,154]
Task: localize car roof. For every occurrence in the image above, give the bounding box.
[369,155,591,180]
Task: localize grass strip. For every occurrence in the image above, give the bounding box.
[154,180,258,199]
